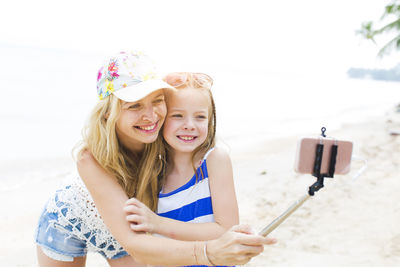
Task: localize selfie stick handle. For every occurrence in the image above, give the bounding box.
[259,194,310,237]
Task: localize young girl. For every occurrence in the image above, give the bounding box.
[36,52,276,267]
[123,72,240,264]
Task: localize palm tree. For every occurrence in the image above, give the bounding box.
[359,0,400,57]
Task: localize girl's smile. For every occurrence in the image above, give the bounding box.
[176,135,198,142]
[163,87,209,153]
[163,88,209,152]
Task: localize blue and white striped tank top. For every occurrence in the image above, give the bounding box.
[157,148,233,267]
[157,148,215,224]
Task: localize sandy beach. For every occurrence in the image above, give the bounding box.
[1,109,399,266]
[2,0,399,265]
[235,111,400,267]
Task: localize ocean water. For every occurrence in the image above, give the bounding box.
[214,71,400,145]
[1,45,399,162]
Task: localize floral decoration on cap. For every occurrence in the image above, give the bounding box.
[96,51,159,100]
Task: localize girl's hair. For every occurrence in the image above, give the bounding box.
[164,73,216,180]
[76,94,165,211]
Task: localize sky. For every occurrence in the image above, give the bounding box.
[1,0,399,161]
[2,0,398,75]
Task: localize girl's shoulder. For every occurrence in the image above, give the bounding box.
[204,146,231,166]
[203,147,233,183]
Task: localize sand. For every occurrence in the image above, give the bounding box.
[1,111,399,266]
[235,112,400,267]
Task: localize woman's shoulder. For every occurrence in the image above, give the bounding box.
[76,149,103,183]
[76,149,102,173]
[76,149,95,166]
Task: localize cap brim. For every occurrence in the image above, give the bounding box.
[112,79,176,102]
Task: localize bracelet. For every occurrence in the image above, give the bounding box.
[194,242,199,265]
[203,241,216,266]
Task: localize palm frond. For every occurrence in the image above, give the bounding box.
[358,21,377,42]
[381,3,400,19]
[374,18,400,35]
[378,34,400,57]
[359,0,400,57]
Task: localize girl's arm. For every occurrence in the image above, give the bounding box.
[125,147,239,241]
[207,147,240,227]
[77,150,273,266]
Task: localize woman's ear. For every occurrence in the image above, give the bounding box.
[104,112,109,120]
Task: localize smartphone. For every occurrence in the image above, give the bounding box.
[294,137,353,175]
[259,137,354,237]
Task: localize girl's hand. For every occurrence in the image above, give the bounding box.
[205,224,277,266]
[123,198,161,233]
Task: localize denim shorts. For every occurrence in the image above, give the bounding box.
[35,199,128,261]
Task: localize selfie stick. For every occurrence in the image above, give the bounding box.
[260,127,337,237]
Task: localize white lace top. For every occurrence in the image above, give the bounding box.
[44,174,125,258]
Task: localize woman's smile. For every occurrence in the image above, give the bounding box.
[134,121,159,133]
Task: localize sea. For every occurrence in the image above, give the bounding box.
[1,44,399,162]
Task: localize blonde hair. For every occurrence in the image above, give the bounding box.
[164,74,216,180]
[76,94,165,211]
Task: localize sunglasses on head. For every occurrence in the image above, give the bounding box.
[164,72,213,89]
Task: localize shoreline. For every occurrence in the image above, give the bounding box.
[1,113,399,266]
[234,115,400,266]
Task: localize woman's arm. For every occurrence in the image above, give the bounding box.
[124,147,239,241]
[77,151,273,266]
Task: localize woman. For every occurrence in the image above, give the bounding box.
[36,51,276,266]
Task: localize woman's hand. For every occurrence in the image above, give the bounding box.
[123,198,161,233]
[205,225,277,266]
